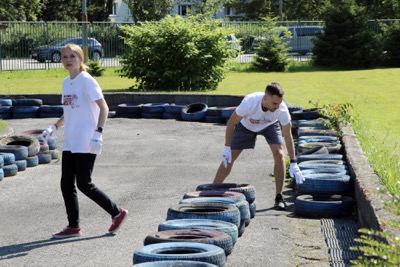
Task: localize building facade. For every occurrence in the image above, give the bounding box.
[109,1,240,22]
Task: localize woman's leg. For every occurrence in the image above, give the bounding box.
[61,151,80,228]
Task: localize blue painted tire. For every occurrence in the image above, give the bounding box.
[180,197,250,232]
[158,219,238,245]
[0,153,15,165]
[37,152,52,164]
[12,99,43,106]
[26,155,39,167]
[0,99,12,106]
[298,128,337,137]
[162,112,181,120]
[0,135,40,157]
[3,163,18,177]
[205,116,226,124]
[220,107,236,119]
[141,112,163,119]
[49,149,59,160]
[133,261,218,266]
[133,242,226,266]
[38,105,63,113]
[298,173,353,196]
[297,154,343,163]
[167,203,241,229]
[143,229,234,256]
[115,103,142,118]
[12,112,39,119]
[295,194,354,218]
[299,162,348,171]
[0,155,4,168]
[301,168,349,176]
[15,159,27,171]
[183,191,246,202]
[164,104,185,114]
[0,106,13,114]
[196,183,256,204]
[0,145,28,160]
[142,103,169,114]
[181,103,208,122]
[13,106,40,114]
[0,168,4,181]
[249,202,256,218]
[298,142,342,154]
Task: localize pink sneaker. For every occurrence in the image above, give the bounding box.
[52,227,82,239]
[108,209,128,234]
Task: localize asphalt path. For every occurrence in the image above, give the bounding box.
[0,118,330,267]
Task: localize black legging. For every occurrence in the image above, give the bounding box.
[61,151,120,228]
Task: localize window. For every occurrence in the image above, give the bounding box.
[179,4,191,16]
[112,2,117,15]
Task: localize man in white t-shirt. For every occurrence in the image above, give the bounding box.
[212,82,304,210]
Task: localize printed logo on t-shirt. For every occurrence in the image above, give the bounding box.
[63,94,79,109]
[249,117,273,124]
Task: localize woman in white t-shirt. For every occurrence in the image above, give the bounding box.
[41,44,128,239]
[212,82,304,210]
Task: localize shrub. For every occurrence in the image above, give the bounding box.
[118,15,236,91]
[87,60,105,77]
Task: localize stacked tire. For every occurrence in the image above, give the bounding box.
[132,183,256,266]
[291,108,355,218]
[0,99,13,120]
[11,99,43,119]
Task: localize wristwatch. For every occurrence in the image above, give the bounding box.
[96,127,103,133]
[290,159,296,163]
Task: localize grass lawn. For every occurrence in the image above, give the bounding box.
[0,63,399,201]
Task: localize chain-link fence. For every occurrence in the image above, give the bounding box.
[0,20,395,71]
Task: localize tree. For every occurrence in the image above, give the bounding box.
[87,0,114,21]
[230,0,274,20]
[357,0,400,19]
[39,0,81,21]
[312,0,382,68]
[284,0,330,20]
[0,0,42,21]
[124,0,172,22]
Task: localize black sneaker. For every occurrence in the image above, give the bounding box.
[274,193,287,210]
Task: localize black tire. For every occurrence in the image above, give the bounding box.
[3,163,18,177]
[158,219,239,245]
[91,51,101,60]
[115,103,142,117]
[0,145,28,160]
[297,154,343,163]
[38,105,64,113]
[0,135,40,157]
[0,152,15,165]
[290,108,322,120]
[196,183,256,204]
[115,112,141,119]
[205,116,226,124]
[183,191,246,202]
[288,106,303,114]
[295,194,354,218]
[26,155,39,167]
[51,52,61,63]
[298,173,352,196]
[181,103,208,122]
[167,203,241,228]
[142,103,169,114]
[144,229,233,256]
[12,99,43,106]
[133,261,219,266]
[133,242,226,266]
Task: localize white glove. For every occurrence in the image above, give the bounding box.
[290,163,305,184]
[90,131,103,155]
[41,125,57,142]
[222,145,232,168]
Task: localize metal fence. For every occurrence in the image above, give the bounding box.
[0,20,396,71]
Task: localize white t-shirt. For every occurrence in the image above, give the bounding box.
[61,71,103,153]
[235,92,291,132]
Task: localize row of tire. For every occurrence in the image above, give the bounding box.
[112,103,236,123]
[132,183,257,266]
[290,108,355,218]
[0,98,239,123]
[0,132,59,181]
[0,98,63,119]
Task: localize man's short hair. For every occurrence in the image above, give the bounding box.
[265,82,285,97]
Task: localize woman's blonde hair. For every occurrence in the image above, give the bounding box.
[60,43,87,72]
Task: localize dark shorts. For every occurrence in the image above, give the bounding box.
[231,121,284,150]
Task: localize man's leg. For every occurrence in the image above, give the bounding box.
[269,144,286,195]
[213,149,242,184]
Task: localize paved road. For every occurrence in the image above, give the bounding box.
[0,118,330,267]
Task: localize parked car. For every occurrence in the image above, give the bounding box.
[31,37,104,63]
[251,26,323,55]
